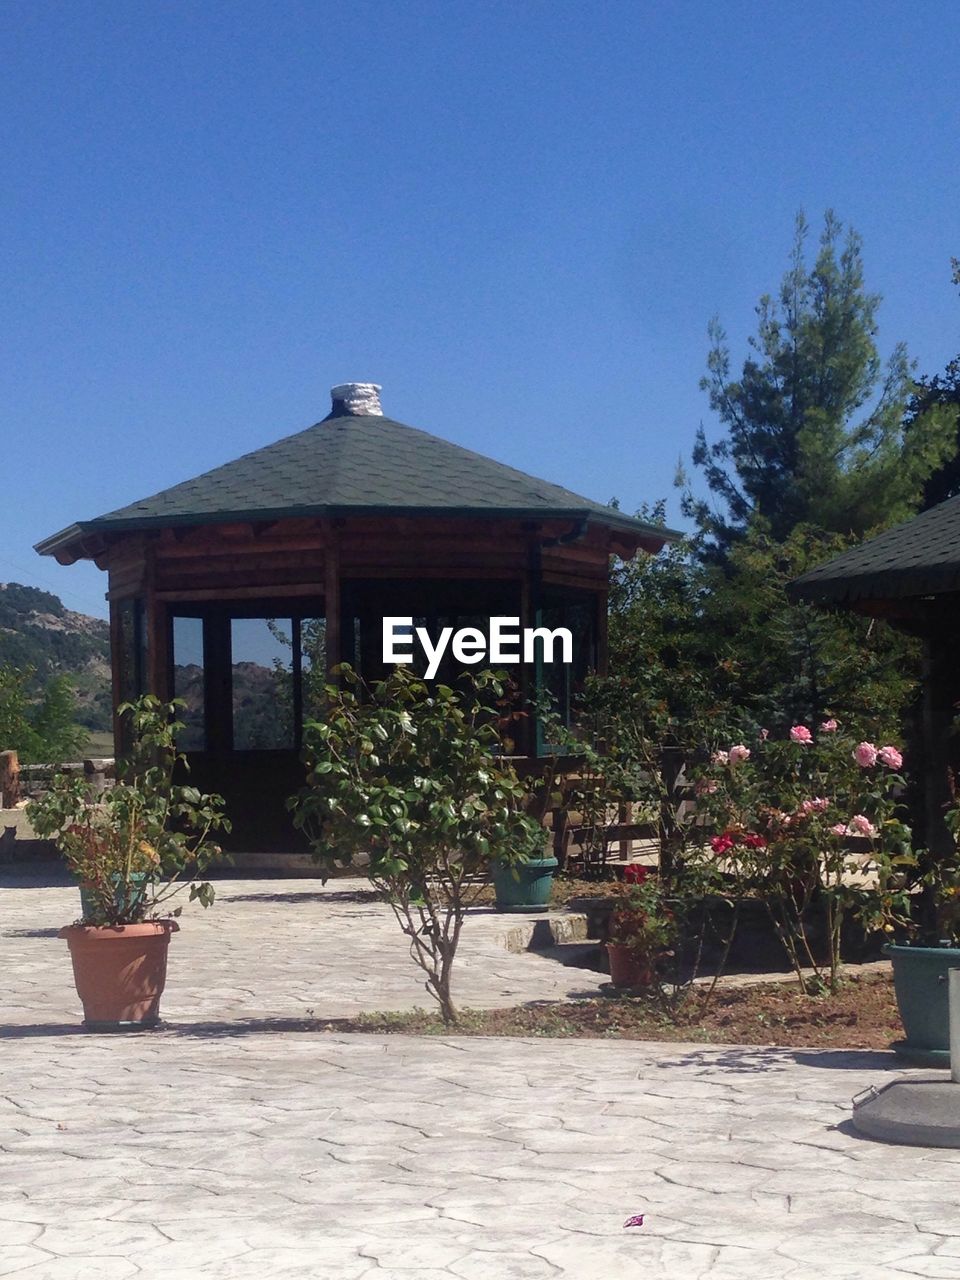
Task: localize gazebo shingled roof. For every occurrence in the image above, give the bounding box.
[789,494,960,608]
[36,410,676,564]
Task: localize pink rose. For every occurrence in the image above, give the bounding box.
[829,822,849,837]
[694,778,719,796]
[790,725,813,745]
[820,719,838,733]
[728,744,751,765]
[711,750,729,766]
[854,742,878,768]
[801,797,830,815]
[878,745,903,770]
[848,814,878,838]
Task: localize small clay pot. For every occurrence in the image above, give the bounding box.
[606,942,656,989]
[58,921,179,1031]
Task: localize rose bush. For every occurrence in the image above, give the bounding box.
[693,718,914,991]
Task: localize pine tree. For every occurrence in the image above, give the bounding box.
[682,211,954,557]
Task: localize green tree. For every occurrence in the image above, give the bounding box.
[0,664,87,764]
[683,211,954,556]
[609,514,913,743]
[290,665,546,1024]
[701,526,917,738]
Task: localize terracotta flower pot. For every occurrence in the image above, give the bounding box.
[58,921,179,1031]
[606,942,656,989]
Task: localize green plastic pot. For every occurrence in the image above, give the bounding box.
[79,872,150,922]
[886,943,960,1066]
[492,856,558,913]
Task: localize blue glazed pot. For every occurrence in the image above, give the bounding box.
[79,872,150,922]
[492,856,558,913]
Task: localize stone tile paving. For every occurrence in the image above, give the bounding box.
[0,876,603,1027]
[1,876,959,1278]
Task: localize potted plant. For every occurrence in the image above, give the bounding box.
[883,817,960,1065]
[28,695,228,1031]
[486,688,560,913]
[491,763,558,912]
[606,867,676,989]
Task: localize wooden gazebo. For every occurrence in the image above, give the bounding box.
[790,494,960,860]
[37,382,675,851]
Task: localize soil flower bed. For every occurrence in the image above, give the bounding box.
[314,971,902,1050]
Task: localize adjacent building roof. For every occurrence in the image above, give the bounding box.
[789,493,960,607]
[36,404,679,561]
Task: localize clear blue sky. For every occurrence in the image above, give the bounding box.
[4,0,958,620]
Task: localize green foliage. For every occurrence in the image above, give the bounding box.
[607,516,913,744]
[290,665,547,1024]
[539,674,737,1007]
[701,527,918,737]
[28,695,229,925]
[682,211,955,555]
[0,663,88,764]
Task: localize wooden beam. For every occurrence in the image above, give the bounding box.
[155,583,327,603]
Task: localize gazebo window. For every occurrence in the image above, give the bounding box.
[341,579,523,687]
[115,598,147,705]
[535,589,598,754]
[341,578,597,756]
[230,618,295,751]
[171,615,206,751]
[170,608,325,753]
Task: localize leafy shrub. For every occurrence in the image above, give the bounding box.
[290,665,547,1023]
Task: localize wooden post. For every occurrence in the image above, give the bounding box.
[596,587,608,676]
[659,745,683,880]
[109,599,124,758]
[0,751,20,808]
[324,528,341,680]
[922,631,957,862]
[83,758,107,800]
[522,538,542,759]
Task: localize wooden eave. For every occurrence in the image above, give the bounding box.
[45,511,673,575]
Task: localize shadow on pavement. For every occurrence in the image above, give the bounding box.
[0,866,74,888]
[218,890,382,905]
[0,1017,357,1039]
[0,1023,88,1038]
[648,1045,899,1073]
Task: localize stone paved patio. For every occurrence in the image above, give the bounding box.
[2,875,959,1278]
[1,875,603,1027]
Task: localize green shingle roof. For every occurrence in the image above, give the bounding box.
[37,409,678,558]
[789,494,960,606]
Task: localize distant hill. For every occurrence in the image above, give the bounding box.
[0,583,111,731]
